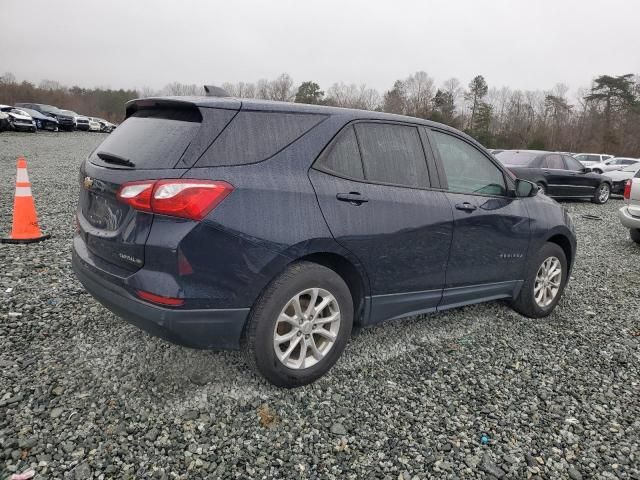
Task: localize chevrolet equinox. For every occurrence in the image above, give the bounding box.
[72,96,577,387]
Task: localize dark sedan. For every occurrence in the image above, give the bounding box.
[495,150,612,204]
[15,103,76,131]
[19,107,59,131]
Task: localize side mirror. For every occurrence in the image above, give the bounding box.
[515,178,538,197]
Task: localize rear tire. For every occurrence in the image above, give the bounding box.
[631,229,640,244]
[243,261,353,388]
[592,183,610,204]
[510,242,568,318]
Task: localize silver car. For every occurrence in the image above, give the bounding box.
[618,170,640,243]
[605,163,640,195]
[574,153,613,167]
[587,157,640,174]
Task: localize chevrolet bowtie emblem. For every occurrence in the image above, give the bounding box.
[83,176,94,189]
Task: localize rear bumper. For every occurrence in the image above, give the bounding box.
[611,181,627,194]
[72,249,249,350]
[619,206,640,230]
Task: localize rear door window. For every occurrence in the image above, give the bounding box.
[93,108,202,169]
[543,154,565,169]
[315,126,364,179]
[564,156,584,171]
[354,123,430,188]
[197,111,326,167]
[430,130,506,196]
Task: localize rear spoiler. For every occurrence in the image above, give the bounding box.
[125,96,241,119]
[204,85,229,97]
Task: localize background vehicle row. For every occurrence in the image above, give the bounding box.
[0,102,118,132]
[495,150,612,203]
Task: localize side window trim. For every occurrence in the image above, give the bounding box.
[426,127,513,197]
[422,127,448,190]
[351,122,369,180]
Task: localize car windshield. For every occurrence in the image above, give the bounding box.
[494,151,540,166]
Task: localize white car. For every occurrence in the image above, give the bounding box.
[587,157,640,174]
[618,171,640,243]
[0,105,36,132]
[605,164,640,195]
[88,117,101,132]
[574,153,613,167]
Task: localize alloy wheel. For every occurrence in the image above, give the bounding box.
[598,184,610,203]
[273,288,341,369]
[534,256,562,308]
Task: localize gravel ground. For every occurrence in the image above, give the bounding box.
[1,131,639,479]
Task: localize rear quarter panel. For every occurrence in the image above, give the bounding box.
[180,114,370,307]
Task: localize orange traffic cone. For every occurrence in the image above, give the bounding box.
[1,157,50,244]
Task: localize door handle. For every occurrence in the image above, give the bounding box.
[455,202,477,212]
[543,170,550,175]
[336,192,369,205]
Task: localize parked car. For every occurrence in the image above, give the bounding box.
[0,105,36,132]
[15,103,76,131]
[92,118,110,132]
[574,153,613,167]
[604,163,640,195]
[585,157,640,174]
[495,150,612,204]
[88,117,102,132]
[19,107,59,131]
[0,111,10,132]
[98,119,116,133]
[618,172,640,243]
[72,97,577,387]
[74,114,91,131]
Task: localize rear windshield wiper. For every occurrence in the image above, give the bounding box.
[97,152,136,168]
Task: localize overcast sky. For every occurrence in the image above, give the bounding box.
[1,0,638,97]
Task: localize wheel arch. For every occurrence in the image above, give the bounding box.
[295,251,369,326]
[546,233,574,273]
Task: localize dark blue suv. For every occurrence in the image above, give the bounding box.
[72,96,576,387]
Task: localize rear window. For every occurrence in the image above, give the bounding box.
[93,108,202,169]
[196,111,326,167]
[494,151,540,166]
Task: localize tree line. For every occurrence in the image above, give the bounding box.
[2,71,639,156]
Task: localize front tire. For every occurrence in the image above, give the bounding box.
[243,261,353,388]
[631,229,640,244]
[510,242,568,318]
[593,169,603,174]
[592,183,611,204]
[536,182,547,195]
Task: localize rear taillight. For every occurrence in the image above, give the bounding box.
[116,180,233,220]
[136,290,184,307]
[624,179,632,200]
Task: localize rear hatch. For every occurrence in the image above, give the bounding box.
[77,98,240,273]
